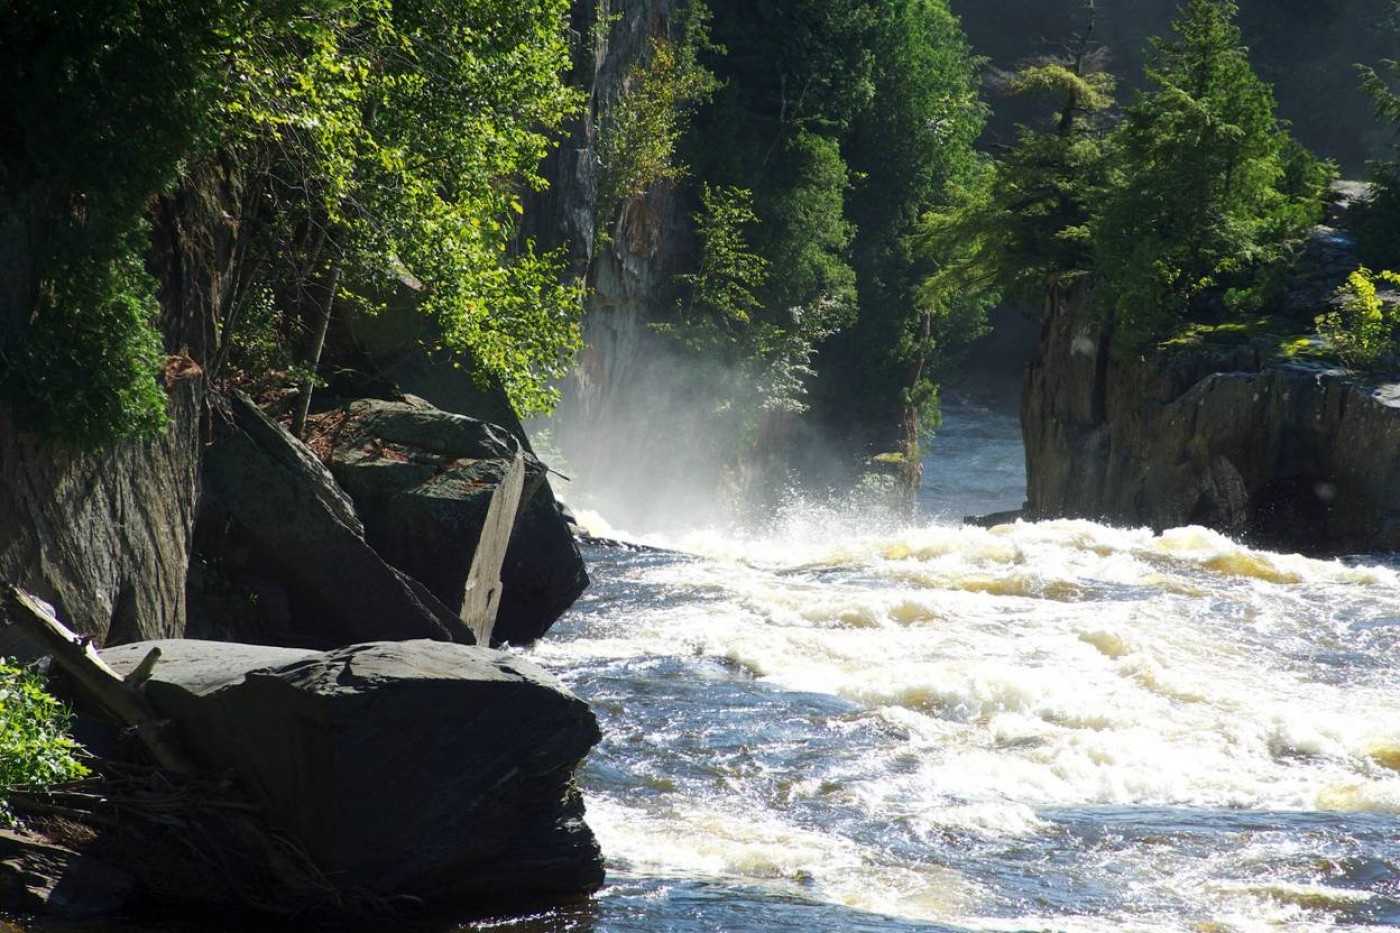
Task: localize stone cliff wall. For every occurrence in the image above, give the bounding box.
[0,163,241,648]
[1022,288,1400,554]
[529,0,718,526]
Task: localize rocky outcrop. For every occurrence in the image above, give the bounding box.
[0,376,203,659]
[321,397,588,646]
[101,639,605,908]
[0,829,134,918]
[0,164,246,656]
[1021,286,1400,554]
[191,391,472,648]
[525,0,728,528]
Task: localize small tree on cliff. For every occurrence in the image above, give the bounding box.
[1092,0,1330,346]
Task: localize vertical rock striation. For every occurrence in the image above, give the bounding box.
[0,163,241,650]
[528,0,720,525]
[1022,287,1400,554]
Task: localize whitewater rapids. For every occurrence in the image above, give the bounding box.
[515,407,1400,933]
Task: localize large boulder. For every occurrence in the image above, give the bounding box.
[101,639,604,908]
[192,391,472,648]
[319,397,588,646]
[0,377,202,659]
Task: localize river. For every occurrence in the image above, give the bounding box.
[9,404,1400,933]
[510,403,1400,932]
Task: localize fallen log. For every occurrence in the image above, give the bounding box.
[1,586,191,773]
[460,447,526,646]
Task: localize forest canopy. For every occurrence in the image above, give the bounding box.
[922,0,1334,349]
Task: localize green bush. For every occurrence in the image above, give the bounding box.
[1315,266,1400,369]
[4,238,170,448]
[0,659,89,824]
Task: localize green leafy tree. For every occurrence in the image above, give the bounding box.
[679,0,985,479]
[0,0,261,444]
[814,0,988,463]
[916,4,1116,325]
[596,2,720,220]
[672,184,770,342]
[1355,54,1400,268]
[220,0,584,418]
[1,0,585,445]
[1091,0,1329,346]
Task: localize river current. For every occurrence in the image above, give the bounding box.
[9,405,1400,933]
[513,404,1400,932]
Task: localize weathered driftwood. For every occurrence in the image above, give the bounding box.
[1,586,191,773]
[459,447,525,646]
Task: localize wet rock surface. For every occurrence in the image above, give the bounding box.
[101,639,605,908]
[1022,284,1400,554]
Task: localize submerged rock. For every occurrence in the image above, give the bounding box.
[101,639,604,909]
[321,396,588,646]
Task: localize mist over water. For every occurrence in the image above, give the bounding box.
[514,403,1400,932]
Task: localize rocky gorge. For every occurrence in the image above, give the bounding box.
[4,0,1400,925]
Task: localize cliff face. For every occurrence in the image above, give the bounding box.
[0,165,240,648]
[1022,288,1400,554]
[530,0,722,527]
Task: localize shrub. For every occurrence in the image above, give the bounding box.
[1315,267,1400,370]
[0,659,89,824]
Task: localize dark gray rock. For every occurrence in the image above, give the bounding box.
[323,396,587,646]
[0,374,202,659]
[0,829,134,917]
[1022,285,1400,554]
[101,639,604,908]
[195,391,473,648]
[0,162,254,656]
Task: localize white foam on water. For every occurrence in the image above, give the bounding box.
[534,512,1400,929]
[583,795,982,923]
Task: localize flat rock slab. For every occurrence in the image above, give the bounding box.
[101,639,603,908]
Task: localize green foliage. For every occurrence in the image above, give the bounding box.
[0,660,89,824]
[1355,58,1400,268]
[916,20,1116,311]
[2,0,586,437]
[753,130,858,355]
[673,184,770,336]
[1092,0,1329,347]
[0,0,252,445]
[221,0,584,416]
[1315,266,1400,369]
[828,0,988,426]
[596,2,720,219]
[685,0,987,449]
[6,237,170,447]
